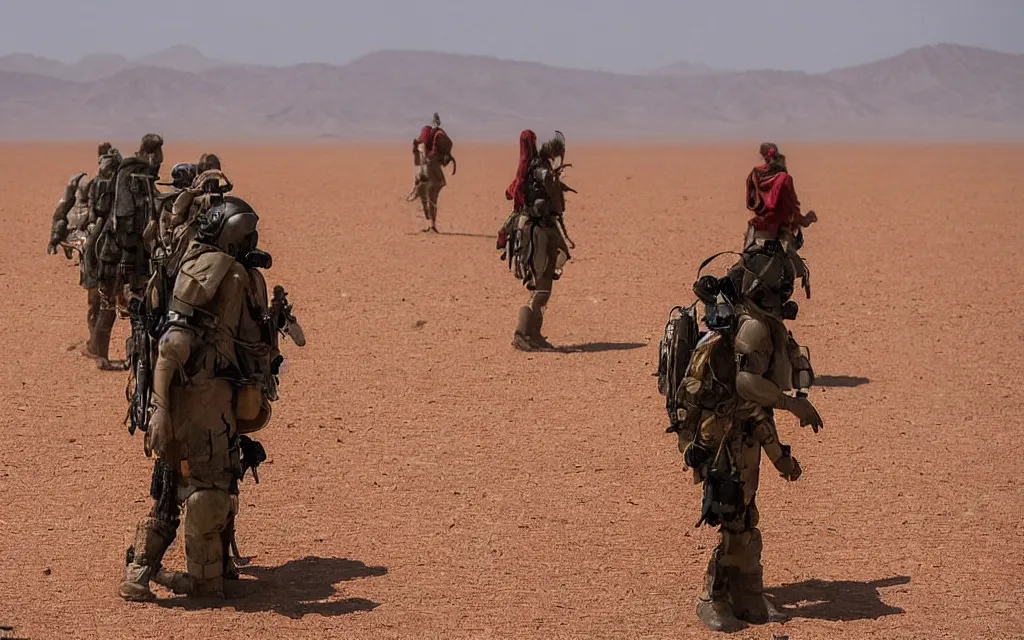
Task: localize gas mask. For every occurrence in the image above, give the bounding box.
[692,252,743,334]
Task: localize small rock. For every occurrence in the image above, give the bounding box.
[43,568,52,576]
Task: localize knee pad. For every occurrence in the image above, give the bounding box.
[183,490,232,580]
[183,490,232,535]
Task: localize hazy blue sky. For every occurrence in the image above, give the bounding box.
[2,0,1021,72]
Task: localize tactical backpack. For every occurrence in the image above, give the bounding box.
[431,128,456,172]
[657,304,702,425]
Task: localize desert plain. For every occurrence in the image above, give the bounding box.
[0,142,1021,639]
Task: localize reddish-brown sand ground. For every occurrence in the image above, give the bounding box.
[1,143,1022,640]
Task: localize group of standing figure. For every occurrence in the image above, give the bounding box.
[47,136,304,601]
[408,119,576,351]
[410,122,828,633]
[45,124,825,629]
[410,122,831,633]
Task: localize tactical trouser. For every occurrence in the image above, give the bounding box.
[94,275,126,365]
[515,272,553,346]
[419,181,443,228]
[120,481,181,601]
[697,500,767,630]
[181,489,233,597]
[85,288,101,356]
[514,219,568,348]
[417,160,446,230]
[221,494,240,578]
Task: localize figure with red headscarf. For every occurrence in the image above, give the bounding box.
[407,113,456,233]
[497,130,577,351]
[743,143,816,297]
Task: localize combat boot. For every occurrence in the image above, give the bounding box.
[727,528,771,624]
[192,576,225,599]
[152,569,192,595]
[728,566,770,624]
[530,310,555,351]
[93,308,122,371]
[512,306,537,351]
[119,562,157,602]
[696,550,745,633]
[152,571,226,599]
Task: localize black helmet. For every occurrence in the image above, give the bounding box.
[196,196,260,259]
[164,162,198,189]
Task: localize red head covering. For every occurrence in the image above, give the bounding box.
[504,129,538,210]
[419,125,435,150]
[746,143,800,235]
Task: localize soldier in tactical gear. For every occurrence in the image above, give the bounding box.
[47,142,120,357]
[92,133,164,370]
[160,164,234,276]
[667,245,823,632]
[499,130,576,351]
[409,113,456,233]
[120,196,293,601]
[744,143,817,297]
[154,162,198,253]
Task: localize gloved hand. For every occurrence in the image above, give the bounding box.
[145,406,172,459]
[780,395,823,433]
[775,454,802,481]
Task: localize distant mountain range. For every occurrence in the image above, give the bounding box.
[0,43,1021,140]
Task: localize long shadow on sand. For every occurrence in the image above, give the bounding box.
[440,231,495,239]
[815,375,871,388]
[156,556,387,618]
[766,576,909,622]
[556,342,647,354]
[402,230,494,239]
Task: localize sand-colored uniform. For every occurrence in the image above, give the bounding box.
[680,306,815,631]
[510,159,571,348]
[90,155,160,367]
[413,142,447,231]
[48,169,117,354]
[122,239,275,600]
